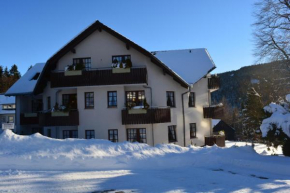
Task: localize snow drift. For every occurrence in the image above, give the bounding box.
[0,130,289,177]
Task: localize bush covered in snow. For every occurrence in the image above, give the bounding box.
[260,94,290,156]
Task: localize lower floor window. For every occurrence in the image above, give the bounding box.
[108,129,118,142]
[127,128,146,143]
[63,130,78,139]
[8,116,14,123]
[168,125,177,142]
[190,123,197,138]
[85,130,95,139]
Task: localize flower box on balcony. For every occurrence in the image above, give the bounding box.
[51,111,69,117]
[128,109,147,114]
[24,113,38,117]
[64,70,82,76]
[112,68,131,74]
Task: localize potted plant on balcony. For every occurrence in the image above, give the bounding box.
[65,60,85,76]
[128,98,149,114]
[51,102,69,117]
[112,58,132,74]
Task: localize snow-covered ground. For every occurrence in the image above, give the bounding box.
[0,130,289,193]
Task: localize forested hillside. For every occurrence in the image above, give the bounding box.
[212,61,290,108]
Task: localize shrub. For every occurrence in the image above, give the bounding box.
[283,139,290,157]
[75,60,85,70]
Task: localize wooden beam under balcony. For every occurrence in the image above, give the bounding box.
[208,76,220,90]
[122,108,171,125]
[203,106,223,119]
[50,67,147,88]
[39,110,79,126]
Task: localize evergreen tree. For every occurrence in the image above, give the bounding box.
[9,64,21,79]
[241,87,265,142]
[0,66,3,78]
[4,67,9,77]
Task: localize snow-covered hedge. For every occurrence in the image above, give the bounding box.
[260,94,290,138]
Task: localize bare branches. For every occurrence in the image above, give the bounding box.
[253,0,290,61]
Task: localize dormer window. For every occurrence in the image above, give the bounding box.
[30,72,40,80]
[73,58,91,70]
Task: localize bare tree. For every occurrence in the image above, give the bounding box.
[253,0,290,61]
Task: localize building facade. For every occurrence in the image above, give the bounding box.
[0,95,15,130]
[6,21,222,146]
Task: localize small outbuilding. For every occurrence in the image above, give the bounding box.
[212,120,236,141]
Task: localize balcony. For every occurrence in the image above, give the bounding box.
[20,113,39,125]
[203,106,223,119]
[208,76,220,90]
[122,108,171,125]
[39,110,79,126]
[50,67,147,88]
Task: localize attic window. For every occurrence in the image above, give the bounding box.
[30,73,40,80]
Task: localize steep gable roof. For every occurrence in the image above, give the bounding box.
[34,20,189,94]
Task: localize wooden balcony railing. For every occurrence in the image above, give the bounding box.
[39,110,79,126]
[203,106,223,119]
[50,67,147,88]
[20,113,39,125]
[208,76,220,90]
[122,108,171,125]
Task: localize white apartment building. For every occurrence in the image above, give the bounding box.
[5,21,222,146]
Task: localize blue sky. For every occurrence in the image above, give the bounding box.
[0,0,256,75]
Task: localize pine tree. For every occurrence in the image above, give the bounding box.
[242,87,265,142]
[4,67,9,77]
[9,64,21,79]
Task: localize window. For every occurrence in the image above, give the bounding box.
[85,130,95,139]
[168,125,177,142]
[108,129,118,142]
[63,130,78,139]
[47,97,51,110]
[3,104,16,110]
[47,129,51,138]
[8,116,14,123]
[127,128,146,143]
[62,94,77,109]
[108,91,117,107]
[190,123,197,138]
[166,91,175,107]
[73,58,91,70]
[85,92,94,109]
[30,72,40,80]
[112,55,131,63]
[1,116,5,123]
[126,91,145,107]
[188,92,195,107]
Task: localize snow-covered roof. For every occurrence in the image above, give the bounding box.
[212,119,221,127]
[0,95,15,115]
[5,63,45,96]
[0,95,15,105]
[153,49,216,84]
